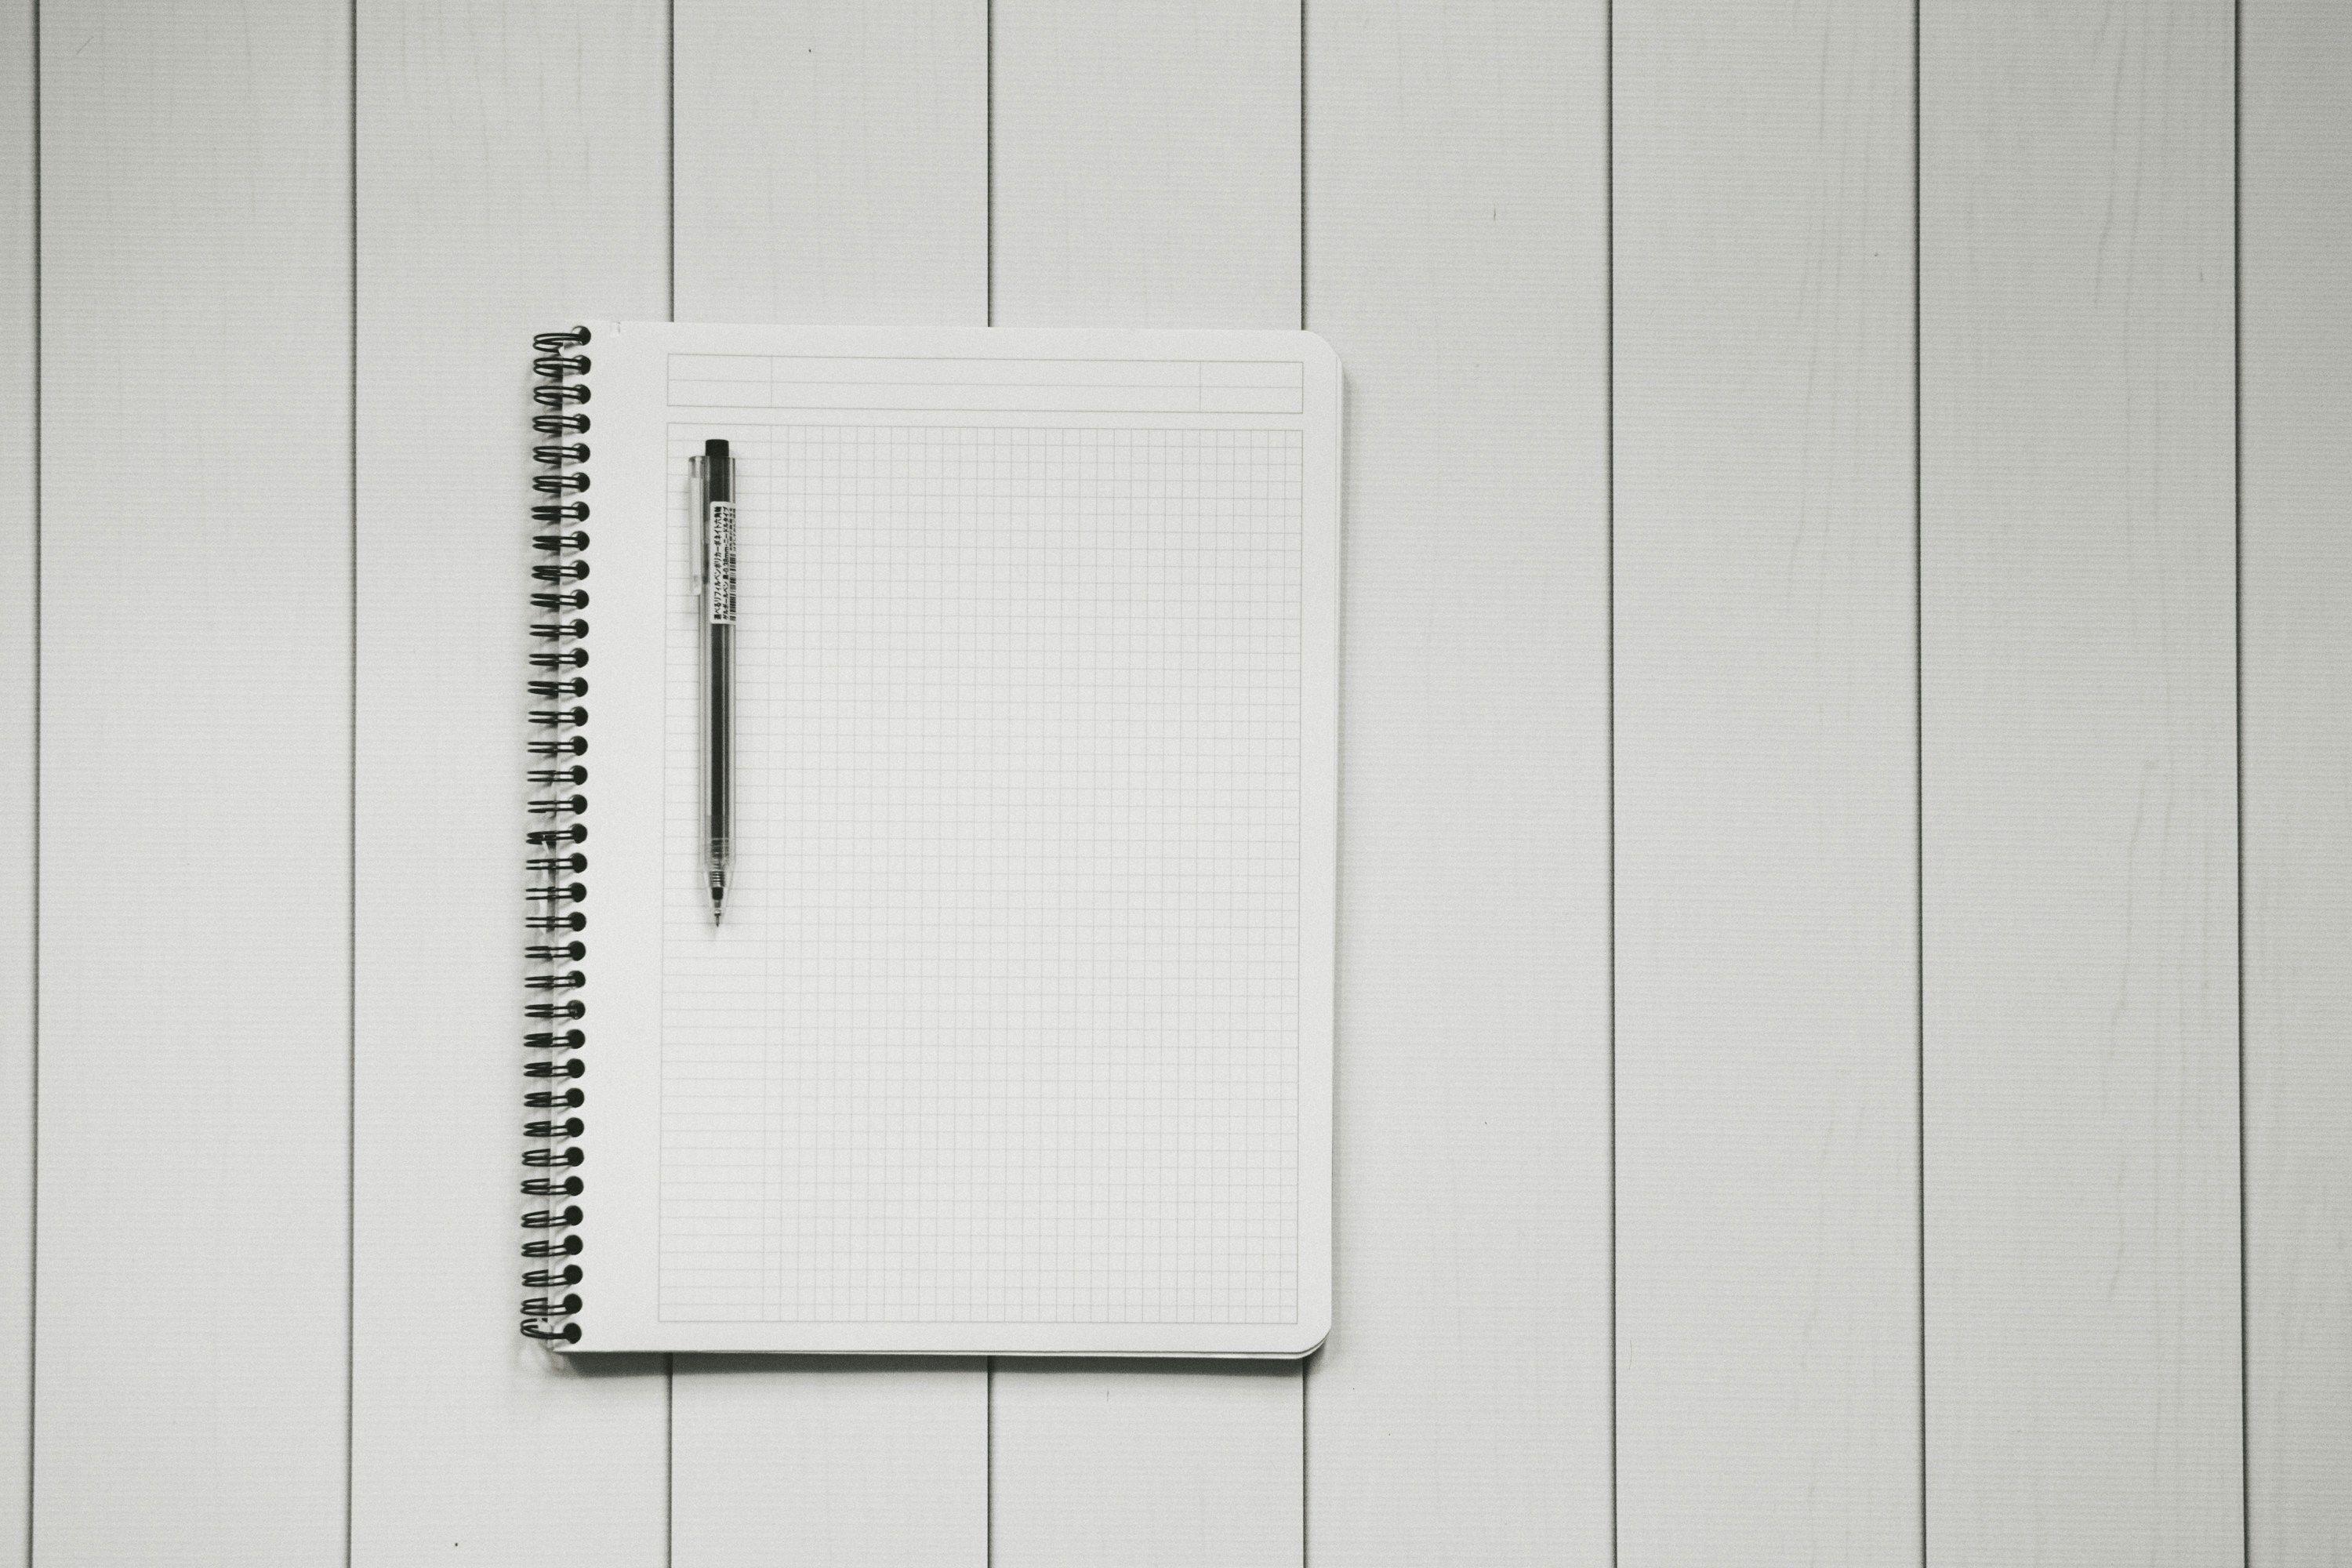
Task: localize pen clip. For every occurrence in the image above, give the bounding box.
[689,456,708,598]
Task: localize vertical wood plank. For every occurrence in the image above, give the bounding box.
[668,5,990,1564]
[36,2,350,1559]
[1612,1,1919,1559]
[988,3,1302,1563]
[673,1356,985,1568]
[2241,3,2352,1559]
[673,0,988,328]
[994,1361,1300,1568]
[0,0,31,1559]
[353,3,670,1560]
[1921,4,2241,1563]
[1302,2,1613,1562]
[990,0,1300,331]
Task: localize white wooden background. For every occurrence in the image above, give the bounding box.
[3,0,2348,1563]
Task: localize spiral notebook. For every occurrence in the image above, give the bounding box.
[523,324,1339,1356]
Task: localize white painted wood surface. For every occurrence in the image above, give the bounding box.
[353,3,670,1562]
[673,0,988,330]
[1302,3,1615,1562]
[1921,3,2242,1563]
[1613,2,1920,1560]
[993,1361,1301,1568]
[0,2,31,1561]
[2242,2,2352,1559]
[668,4,990,1563]
[34,3,351,1560]
[11,1,2351,1561]
[990,0,1300,332]
[674,1356,987,1567]
[989,3,1304,1563]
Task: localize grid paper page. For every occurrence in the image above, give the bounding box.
[657,422,1304,1326]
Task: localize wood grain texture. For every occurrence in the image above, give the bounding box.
[668,4,991,1563]
[1302,2,1613,1561]
[13,7,2347,1560]
[1612,2,1919,1559]
[673,0,987,328]
[353,3,670,1561]
[673,1358,987,1568]
[2241,3,2352,1559]
[990,0,1300,330]
[1920,3,2241,1562]
[0,1,31,1560]
[35,2,350,1559]
[992,1362,1301,1568]
[989,2,1302,1562]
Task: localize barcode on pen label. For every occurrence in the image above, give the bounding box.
[706,501,736,625]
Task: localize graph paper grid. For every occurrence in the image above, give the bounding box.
[657,423,1304,1325]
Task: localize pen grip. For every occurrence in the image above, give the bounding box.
[706,621,732,848]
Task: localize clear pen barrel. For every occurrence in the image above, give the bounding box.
[705,622,732,853]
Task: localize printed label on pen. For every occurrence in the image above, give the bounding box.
[706,501,736,625]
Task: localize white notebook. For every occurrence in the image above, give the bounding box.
[524,325,1338,1355]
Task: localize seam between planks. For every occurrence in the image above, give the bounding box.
[24,0,39,1558]
[1603,1,1619,1562]
[985,7,996,1561]
[2232,0,2249,1559]
[1298,4,1311,1562]
[670,4,681,1551]
[345,0,359,1562]
[1913,0,1927,1559]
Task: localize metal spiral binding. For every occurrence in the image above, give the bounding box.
[523,327,592,1342]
